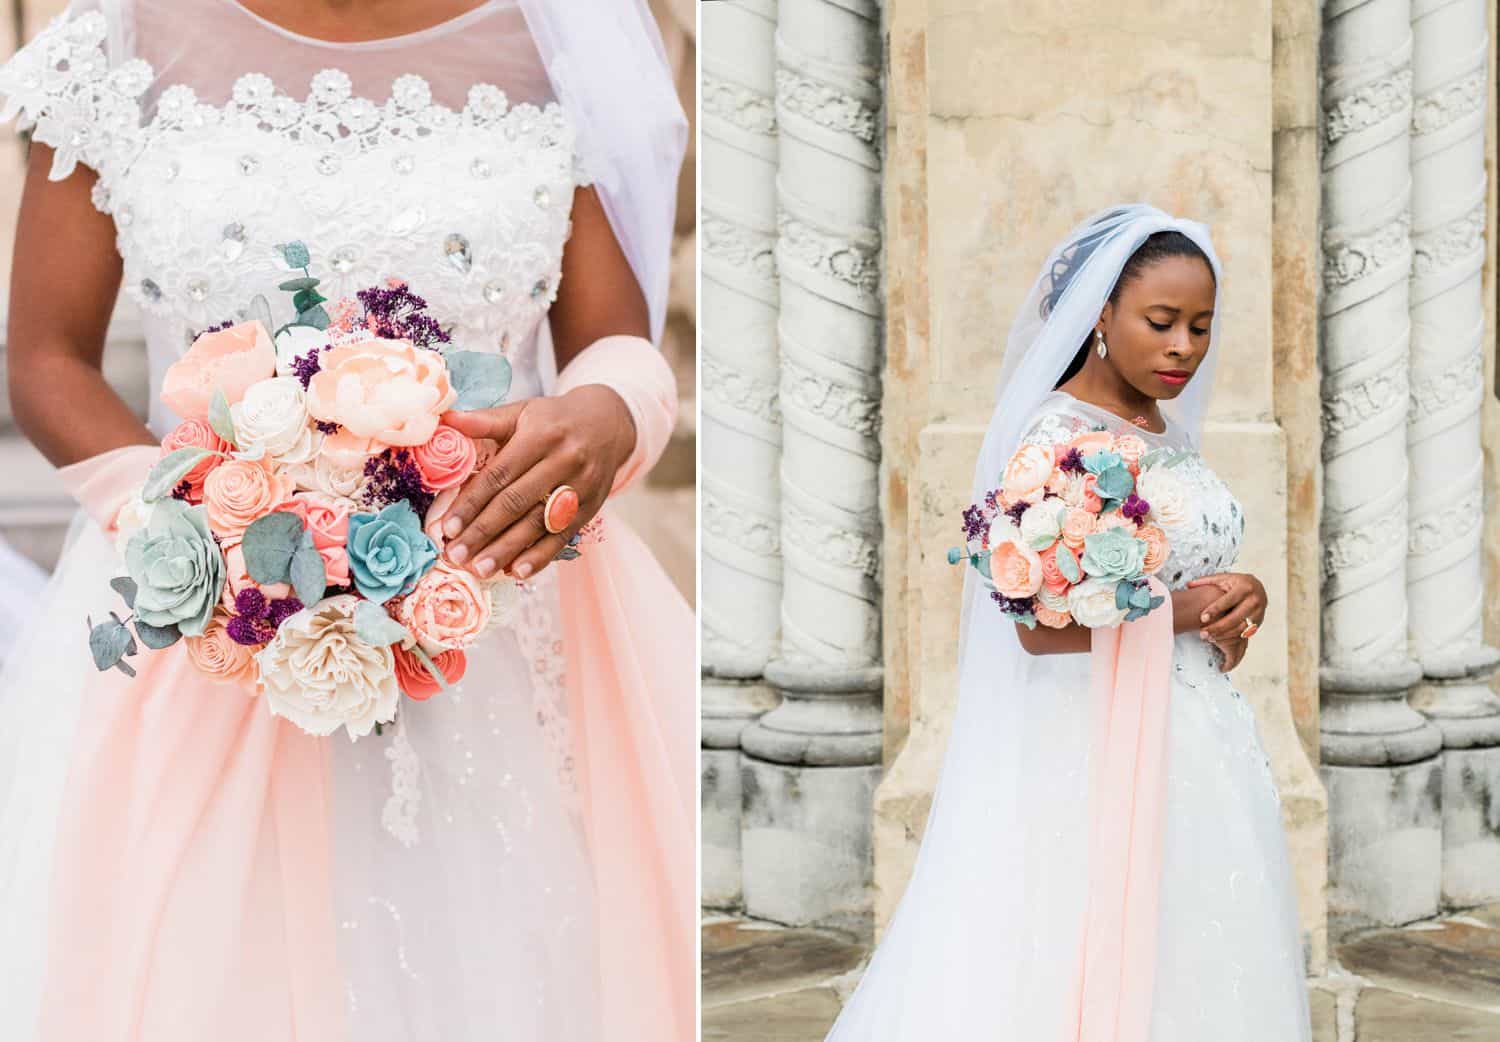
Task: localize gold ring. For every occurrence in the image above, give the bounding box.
[542,484,579,535]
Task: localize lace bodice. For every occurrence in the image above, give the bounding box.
[1019,390,1245,591]
[0,3,590,435]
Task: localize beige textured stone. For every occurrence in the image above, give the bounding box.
[1354,989,1500,1041]
[702,988,843,1042]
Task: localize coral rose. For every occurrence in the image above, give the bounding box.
[202,457,294,538]
[159,418,228,500]
[1138,524,1170,574]
[1001,444,1055,502]
[412,423,479,492]
[990,538,1045,599]
[305,337,456,448]
[185,612,259,686]
[393,645,467,701]
[1037,543,1071,594]
[395,561,492,654]
[274,493,353,586]
[160,321,277,420]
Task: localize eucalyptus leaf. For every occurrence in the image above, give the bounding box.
[241,511,305,585]
[292,288,326,313]
[446,351,513,411]
[1129,585,1152,609]
[88,618,135,672]
[354,599,412,647]
[409,645,453,694]
[134,618,181,650]
[143,447,213,502]
[248,294,274,334]
[289,539,327,608]
[279,276,320,292]
[113,657,138,678]
[974,553,992,581]
[1056,544,1082,585]
[1150,595,1165,612]
[276,241,311,269]
[1115,581,1133,611]
[109,576,138,609]
[297,304,330,330]
[208,387,237,446]
[1095,464,1135,502]
[1013,612,1038,630]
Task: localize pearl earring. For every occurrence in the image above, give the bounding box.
[1095,331,1108,359]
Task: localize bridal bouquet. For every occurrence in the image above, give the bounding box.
[85,241,535,740]
[950,427,1189,629]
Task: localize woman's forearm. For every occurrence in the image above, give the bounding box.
[10,350,155,467]
[1014,583,1222,656]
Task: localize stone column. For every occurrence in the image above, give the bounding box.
[1405,0,1500,908]
[700,0,783,911]
[739,0,884,929]
[1319,0,1444,928]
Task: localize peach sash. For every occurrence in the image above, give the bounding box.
[1064,575,1176,1042]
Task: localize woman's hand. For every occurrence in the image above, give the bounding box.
[1187,572,1267,644]
[1208,633,1249,672]
[437,385,637,581]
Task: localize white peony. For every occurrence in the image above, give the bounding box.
[1136,467,1189,528]
[274,325,327,379]
[231,376,322,466]
[1018,501,1065,550]
[256,594,399,740]
[1067,577,1129,629]
[113,489,155,553]
[287,451,369,507]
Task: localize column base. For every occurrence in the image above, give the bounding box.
[1323,759,1443,928]
[1320,662,1442,766]
[701,678,780,910]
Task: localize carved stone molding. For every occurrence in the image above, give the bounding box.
[1411,65,1486,136]
[1325,66,1413,146]
[1409,346,1483,425]
[777,213,882,306]
[774,67,878,145]
[1321,365,1410,442]
[702,72,778,137]
[703,353,782,426]
[702,213,779,284]
[1411,200,1485,277]
[704,488,782,560]
[1322,212,1412,292]
[780,354,881,439]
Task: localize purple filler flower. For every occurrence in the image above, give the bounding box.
[1120,493,1151,524]
[362,449,436,518]
[1003,500,1030,527]
[357,283,451,348]
[991,591,1036,617]
[226,614,273,647]
[962,504,988,542]
[290,350,323,389]
[267,597,304,629]
[234,587,269,621]
[1057,447,1086,474]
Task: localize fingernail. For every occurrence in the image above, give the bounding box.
[444,517,463,538]
[1200,612,1209,623]
[448,543,469,565]
[475,558,495,577]
[514,562,533,579]
[1199,630,1208,640]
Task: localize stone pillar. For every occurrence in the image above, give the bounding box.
[1405,0,1500,908]
[739,0,884,929]
[1319,0,1444,928]
[700,0,783,911]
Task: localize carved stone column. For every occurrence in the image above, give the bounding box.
[1405,0,1500,907]
[700,0,783,910]
[1319,0,1444,928]
[739,0,884,928]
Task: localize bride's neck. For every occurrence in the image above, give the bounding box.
[1057,357,1164,430]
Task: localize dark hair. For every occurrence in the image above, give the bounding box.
[1047,228,1216,388]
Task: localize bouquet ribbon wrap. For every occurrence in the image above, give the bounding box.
[1064,574,1176,1042]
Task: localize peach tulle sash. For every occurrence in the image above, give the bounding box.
[1063,575,1176,1042]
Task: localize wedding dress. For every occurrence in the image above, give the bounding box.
[0,2,691,1039]
[828,386,1320,1037]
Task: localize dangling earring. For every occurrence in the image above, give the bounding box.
[1095,330,1108,359]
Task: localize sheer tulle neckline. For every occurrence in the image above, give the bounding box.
[1047,389,1173,439]
[222,0,508,50]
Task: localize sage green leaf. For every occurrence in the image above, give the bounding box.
[276,241,311,268]
[248,294,274,334]
[208,387,237,446]
[289,537,327,607]
[409,645,453,693]
[279,276,320,292]
[89,617,134,672]
[974,553,992,581]
[1115,580,1133,611]
[354,599,412,647]
[1149,595,1165,612]
[292,287,327,313]
[1095,464,1135,502]
[297,304,330,330]
[110,576,138,609]
[1056,543,1082,585]
[134,618,181,650]
[113,657,137,677]
[446,351,513,411]
[143,447,213,502]
[1129,585,1152,609]
[241,511,305,585]
[1013,612,1038,630]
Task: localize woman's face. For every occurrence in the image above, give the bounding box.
[1095,254,1216,400]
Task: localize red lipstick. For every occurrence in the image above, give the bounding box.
[1155,369,1191,387]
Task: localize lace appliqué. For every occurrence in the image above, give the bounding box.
[511,569,580,810]
[380,725,422,848]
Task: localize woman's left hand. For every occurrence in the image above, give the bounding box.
[436,384,637,580]
[1187,571,1268,643]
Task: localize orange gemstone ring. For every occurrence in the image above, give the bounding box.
[1241,617,1260,639]
[543,484,580,535]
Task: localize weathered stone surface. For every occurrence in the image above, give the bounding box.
[1308,987,1337,1042]
[702,988,843,1042]
[702,919,867,1007]
[1355,988,1500,1041]
[1337,918,1500,1007]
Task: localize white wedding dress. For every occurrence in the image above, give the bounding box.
[827,390,1312,1040]
[0,2,612,1037]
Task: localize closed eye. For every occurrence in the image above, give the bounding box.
[1148,318,1209,336]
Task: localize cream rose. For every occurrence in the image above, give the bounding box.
[395,561,492,654]
[1067,576,1129,629]
[1017,501,1064,550]
[1001,444,1055,502]
[1092,511,1134,533]
[256,594,399,740]
[113,491,155,553]
[202,458,295,538]
[305,337,456,447]
[230,376,322,465]
[1137,467,1189,528]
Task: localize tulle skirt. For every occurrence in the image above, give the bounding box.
[825,636,1312,1041]
[0,511,600,1040]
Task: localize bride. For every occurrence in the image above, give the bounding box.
[824,204,1313,1041]
[0,1,692,1039]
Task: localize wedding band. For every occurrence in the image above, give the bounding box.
[542,484,580,535]
[1241,617,1259,639]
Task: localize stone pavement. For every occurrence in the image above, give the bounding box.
[703,905,1500,1041]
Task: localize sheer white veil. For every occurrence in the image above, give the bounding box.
[828,203,1225,1040]
[516,0,688,347]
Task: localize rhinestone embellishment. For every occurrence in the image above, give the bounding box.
[483,281,505,304]
[530,278,548,299]
[444,234,472,274]
[533,186,551,210]
[470,157,493,179]
[186,277,209,302]
[316,152,342,176]
[330,246,359,273]
[237,154,259,175]
[140,278,162,302]
[392,153,415,175]
[221,222,246,261]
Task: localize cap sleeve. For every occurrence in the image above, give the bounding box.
[0,3,150,206]
[1017,397,1099,451]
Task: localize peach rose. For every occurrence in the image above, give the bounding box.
[393,645,467,701]
[219,536,292,611]
[203,458,294,538]
[159,418,228,501]
[160,321,277,420]
[1002,444,1055,502]
[1060,507,1094,552]
[1112,434,1148,473]
[1035,602,1073,629]
[317,427,377,470]
[1069,430,1115,458]
[990,539,1045,600]
[1037,543,1071,594]
[1139,524,1170,574]
[395,561,492,654]
[305,337,456,448]
[274,493,353,586]
[413,424,479,492]
[184,612,259,686]
[1093,510,1134,533]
